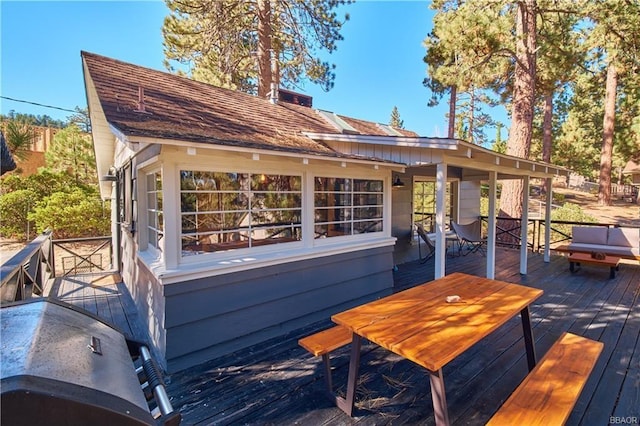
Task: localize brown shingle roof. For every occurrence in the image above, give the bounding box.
[82,51,415,159]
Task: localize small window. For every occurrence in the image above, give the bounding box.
[314,177,384,238]
[146,172,163,251]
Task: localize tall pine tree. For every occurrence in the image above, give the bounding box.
[389,106,404,129]
[162,0,352,98]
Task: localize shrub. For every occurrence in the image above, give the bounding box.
[28,189,111,239]
[549,203,598,240]
[551,202,598,223]
[0,189,38,239]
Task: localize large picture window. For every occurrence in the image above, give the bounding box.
[314,177,383,238]
[146,172,163,251]
[180,171,302,255]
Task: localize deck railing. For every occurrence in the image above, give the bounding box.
[1,230,54,305]
[1,232,113,304]
[479,217,639,253]
[53,236,113,276]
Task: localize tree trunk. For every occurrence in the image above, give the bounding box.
[499,0,536,220]
[257,0,272,99]
[598,62,617,206]
[541,93,553,194]
[448,86,457,139]
[469,86,475,144]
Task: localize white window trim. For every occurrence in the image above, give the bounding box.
[136,149,395,279]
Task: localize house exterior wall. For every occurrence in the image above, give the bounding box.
[111,142,397,372]
[458,181,482,224]
[162,245,393,372]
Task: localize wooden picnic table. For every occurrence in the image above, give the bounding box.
[331,272,544,426]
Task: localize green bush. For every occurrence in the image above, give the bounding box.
[28,189,111,239]
[550,202,598,223]
[0,189,38,239]
[549,203,597,240]
[0,170,77,198]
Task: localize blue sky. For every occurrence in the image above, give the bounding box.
[1,1,507,138]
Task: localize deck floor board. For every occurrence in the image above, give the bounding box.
[46,249,640,425]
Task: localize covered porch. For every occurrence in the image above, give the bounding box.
[46,248,640,425]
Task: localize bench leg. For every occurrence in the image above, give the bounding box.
[569,261,579,273]
[520,306,537,371]
[321,354,334,394]
[429,368,450,426]
[335,334,362,417]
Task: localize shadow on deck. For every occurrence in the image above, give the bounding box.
[48,249,640,425]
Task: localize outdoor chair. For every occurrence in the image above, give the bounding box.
[451,220,487,256]
[415,223,435,263]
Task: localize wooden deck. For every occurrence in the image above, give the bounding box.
[47,249,640,425]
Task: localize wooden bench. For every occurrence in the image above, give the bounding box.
[298,325,353,394]
[487,332,603,426]
[554,244,640,261]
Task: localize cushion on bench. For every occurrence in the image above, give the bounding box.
[572,226,608,245]
[607,227,640,248]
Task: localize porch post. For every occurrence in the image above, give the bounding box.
[544,177,553,262]
[434,163,448,279]
[486,171,497,279]
[520,175,529,275]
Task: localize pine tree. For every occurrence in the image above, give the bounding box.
[162,0,352,98]
[389,106,404,129]
[45,124,96,186]
[582,0,640,205]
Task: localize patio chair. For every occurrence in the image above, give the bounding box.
[415,223,435,263]
[451,220,487,256]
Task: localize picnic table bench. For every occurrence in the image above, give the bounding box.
[488,332,603,425]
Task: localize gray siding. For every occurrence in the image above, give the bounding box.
[163,246,394,372]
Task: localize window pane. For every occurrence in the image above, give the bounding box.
[353,206,383,220]
[354,179,383,192]
[354,220,383,234]
[252,174,302,192]
[314,193,351,207]
[251,210,302,226]
[314,223,352,238]
[354,193,383,206]
[315,177,351,192]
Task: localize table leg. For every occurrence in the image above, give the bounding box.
[335,333,362,416]
[609,267,615,279]
[520,306,537,371]
[429,369,450,426]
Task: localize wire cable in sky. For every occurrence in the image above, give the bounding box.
[1,96,79,114]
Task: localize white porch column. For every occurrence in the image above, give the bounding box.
[486,171,497,279]
[434,163,448,279]
[520,175,530,275]
[162,163,179,269]
[544,177,553,262]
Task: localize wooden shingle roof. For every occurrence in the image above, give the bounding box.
[81,51,416,158]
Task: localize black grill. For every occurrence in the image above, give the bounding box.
[1,299,181,425]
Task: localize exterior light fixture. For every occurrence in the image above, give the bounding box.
[392,175,405,188]
[101,166,118,182]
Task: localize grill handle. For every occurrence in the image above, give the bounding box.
[140,345,174,417]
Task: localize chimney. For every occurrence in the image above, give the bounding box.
[136,86,146,112]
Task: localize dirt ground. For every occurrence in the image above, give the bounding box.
[1,188,638,261]
[551,187,640,226]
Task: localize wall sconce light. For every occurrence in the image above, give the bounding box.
[392,175,405,188]
[101,166,118,182]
